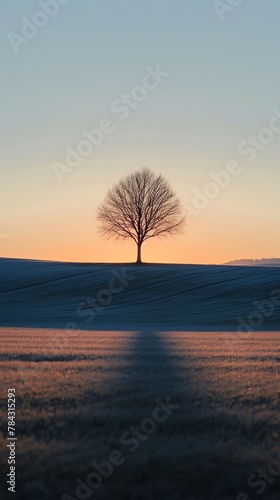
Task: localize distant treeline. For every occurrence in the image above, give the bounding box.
[225,258,280,266]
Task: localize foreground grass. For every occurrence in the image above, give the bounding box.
[0,328,279,499]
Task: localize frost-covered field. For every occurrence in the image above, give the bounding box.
[1,258,280,331]
[0,329,280,500]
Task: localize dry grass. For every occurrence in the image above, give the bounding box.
[0,328,280,499]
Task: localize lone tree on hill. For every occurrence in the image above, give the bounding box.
[97,167,186,264]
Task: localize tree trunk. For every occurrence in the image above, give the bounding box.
[136,242,142,264]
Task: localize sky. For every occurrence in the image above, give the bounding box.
[1,0,280,264]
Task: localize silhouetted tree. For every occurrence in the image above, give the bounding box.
[97,167,186,264]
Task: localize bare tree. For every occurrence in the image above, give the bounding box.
[97,167,186,264]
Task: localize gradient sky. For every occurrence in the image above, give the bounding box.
[1,0,280,264]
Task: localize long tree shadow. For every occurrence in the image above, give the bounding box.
[97,328,198,500]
